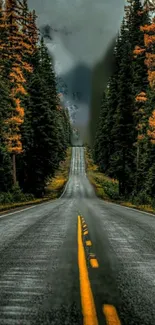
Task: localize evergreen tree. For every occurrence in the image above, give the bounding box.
[0,0,35,184]
[0,77,13,191]
[94,2,152,199]
[18,42,71,197]
[107,20,135,196]
[0,0,71,199]
[93,91,109,172]
[93,35,122,176]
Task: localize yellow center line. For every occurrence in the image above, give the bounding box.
[78,216,98,325]
[90,259,99,268]
[103,305,121,325]
[86,240,92,246]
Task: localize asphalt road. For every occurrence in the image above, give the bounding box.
[0,147,155,325]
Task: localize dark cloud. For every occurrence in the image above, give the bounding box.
[89,37,117,145]
[61,63,91,103]
[56,63,92,127]
[28,0,126,145]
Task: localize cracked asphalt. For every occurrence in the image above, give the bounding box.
[0,147,155,325]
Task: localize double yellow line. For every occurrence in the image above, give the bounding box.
[81,217,99,269]
[78,215,98,325]
[77,215,121,325]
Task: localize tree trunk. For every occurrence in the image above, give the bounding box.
[119,148,126,196]
[12,153,17,185]
[136,143,140,193]
[122,148,125,195]
[119,180,122,196]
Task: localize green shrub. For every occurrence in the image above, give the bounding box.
[0,184,35,205]
[97,187,106,198]
[24,193,35,201]
[132,191,152,206]
[103,181,119,200]
[96,177,119,200]
[0,192,13,204]
[11,184,26,202]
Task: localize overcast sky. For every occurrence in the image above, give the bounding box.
[28,0,126,140]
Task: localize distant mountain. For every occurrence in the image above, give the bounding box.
[43,32,91,128]
[55,63,91,127]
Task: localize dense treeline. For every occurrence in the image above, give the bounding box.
[93,0,155,204]
[0,0,71,200]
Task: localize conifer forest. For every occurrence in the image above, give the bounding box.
[0,0,71,200]
[1,1,155,325]
[93,0,155,205]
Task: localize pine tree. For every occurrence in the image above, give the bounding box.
[93,91,110,172]
[18,40,71,197]
[0,0,71,198]
[0,76,13,191]
[0,0,7,73]
[129,0,150,94]
[125,0,150,193]
[94,2,152,198]
[139,14,155,196]
[109,20,135,196]
[93,34,122,175]
[0,0,34,184]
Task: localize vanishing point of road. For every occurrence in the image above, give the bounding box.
[0,147,155,325]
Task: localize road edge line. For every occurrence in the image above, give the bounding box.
[98,198,155,217]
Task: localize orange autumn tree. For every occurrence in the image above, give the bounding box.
[133,26,148,148]
[139,4,155,144]
[148,110,155,143]
[135,91,147,143]
[134,91,148,190]
[133,2,155,146]
[0,0,4,66]
[124,0,150,192]
[125,0,150,150]
[0,0,10,74]
[0,0,38,184]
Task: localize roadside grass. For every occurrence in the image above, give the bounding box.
[0,198,50,215]
[45,147,72,198]
[0,147,72,214]
[85,147,119,200]
[85,147,155,215]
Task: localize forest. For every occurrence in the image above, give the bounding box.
[1,0,155,209]
[93,0,155,206]
[0,0,71,202]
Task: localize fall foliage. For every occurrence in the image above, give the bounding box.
[0,0,71,197]
[94,0,155,203]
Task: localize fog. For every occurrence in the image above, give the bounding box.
[28,0,126,145]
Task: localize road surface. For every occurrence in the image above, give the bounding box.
[0,147,155,325]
